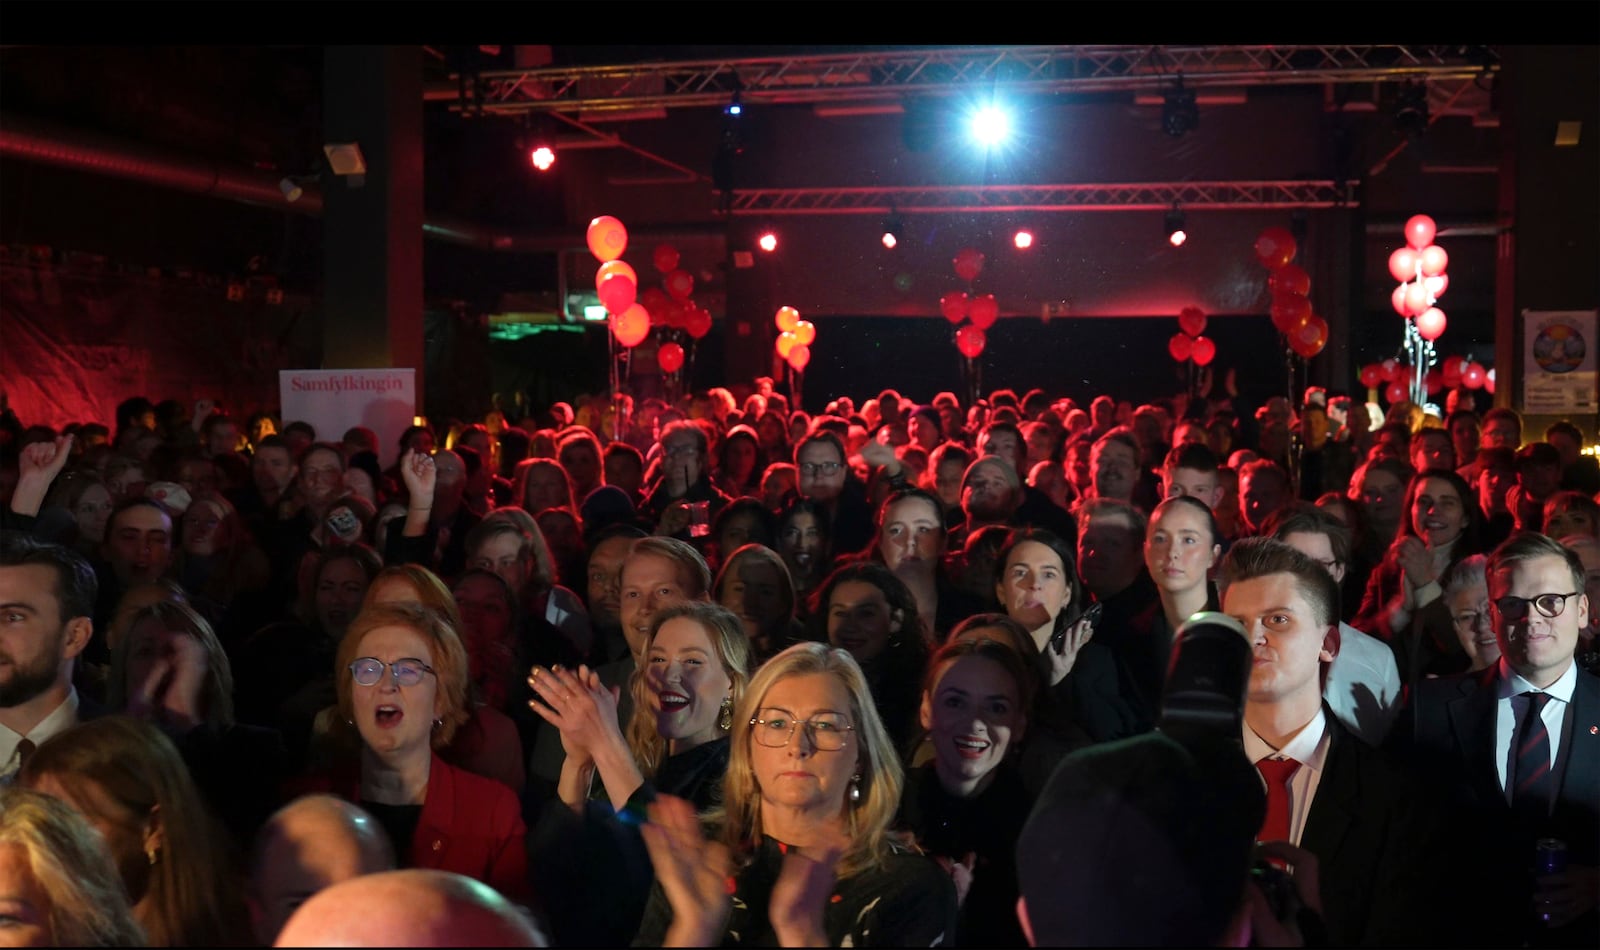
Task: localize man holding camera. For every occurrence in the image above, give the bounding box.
[1220,537,1441,946]
[1393,531,1598,948]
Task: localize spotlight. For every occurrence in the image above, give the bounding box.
[1165,204,1187,247]
[725,89,743,117]
[1012,228,1034,250]
[1394,80,1430,140]
[278,177,304,203]
[758,228,778,252]
[528,142,556,172]
[522,116,556,172]
[1162,77,1199,137]
[968,104,1013,150]
[880,209,904,250]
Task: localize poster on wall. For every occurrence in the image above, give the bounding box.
[279,369,416,468]
[1521,309,1598,416]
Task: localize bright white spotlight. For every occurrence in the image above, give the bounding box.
[758,230,778,252]
[1013,229,1034,250]
[968,105,1012,149]
[529,145,556,172]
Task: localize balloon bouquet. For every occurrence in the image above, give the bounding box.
[1383,214,1454,406]
[773,306,818,410]
[1168,305,1217,398]
[1252,224,1331,414]
[587,215,714,403]
[942,246,998,406]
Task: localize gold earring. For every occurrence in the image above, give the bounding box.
[719,697,733,732]
[145,844,160,866]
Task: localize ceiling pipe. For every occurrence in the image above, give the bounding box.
[0,111,725,254]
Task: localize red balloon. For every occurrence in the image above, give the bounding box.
[640,286,671,320]
[775,331,798,358]
[611,303,649,347]
[1484,368,1496,395]
[955,324,986,358]
[1441,357,1463,388]
[1424,368,1443,395]
[684,307,713,340]
[1381,358,1404,383]
[1254,226,1297,270]
[1404,283,1431,317]
[1169,332,1194,362]
[939,291,969,324]
[792,320,816,345]
[1424,274,1449,300]
[968,294,999,330]
[1404,214,1437,251]
[1191,336,1217,366]
[775,306,801,332]
[1418,244,1449,278]
[652,244,680,275]
[1292,315,1329,358]
[1270,292,1312,335]
[1415,307,1447,341]
[1178,306,1207,337]
[787,343,811,372]
[596,273,637,316]
[664,268,695,302]
[1388,247,1419,284]
[1462,362,1487,389]
[1390,284,1411,318]
[657,341,685,374]
[1384,380,1410,404]
[1270,264,1311,297]
[953,247,986,283]
[1359,364,1383,388]
[586,215,628,262]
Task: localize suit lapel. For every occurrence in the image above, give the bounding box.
[1446,666,1504,809]
[1552,670,1600,802]
[1301,715,1355,861]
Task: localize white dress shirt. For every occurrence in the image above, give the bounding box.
[1325,621,1403,746]
[1494,658,1576,802]
[0,687,81,785]
[1244,706,1331,848]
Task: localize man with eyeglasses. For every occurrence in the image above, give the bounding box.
[640,420,730,549]
[793,430,874,558]
[1392,531,1598,947]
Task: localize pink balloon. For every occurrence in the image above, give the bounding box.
[1381,358,1403,382]
[1462,362,1487,389]
[1178,306,1207,337]
[1404,283,1431,317]
[1415,307,1447,341]
[1388,247,1419,284]
[1424,274,1449,299]
[587,215,628,262]
[1418,245,1449,278]
[1391,284,1411,318]
[1404,214,1437,251]
[1484,368,1496,394]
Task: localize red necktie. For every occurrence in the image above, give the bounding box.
[1512,691,1553,824]
[1256,757,1301,844]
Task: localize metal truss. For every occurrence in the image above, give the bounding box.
[724,180,1361,215]
[444,46,1496,116]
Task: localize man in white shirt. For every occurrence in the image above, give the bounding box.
[1261,505,1403,746]
[0,533,100,785]
[1220,537,1439,946]
[1395,531,1598,948]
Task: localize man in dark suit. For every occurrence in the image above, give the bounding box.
[0,532,109,785]
[1220,536,1444,946]
[1392,531,1599,948]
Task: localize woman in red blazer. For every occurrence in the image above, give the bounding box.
[293,600,531,909]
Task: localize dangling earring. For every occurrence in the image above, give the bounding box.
[145,844,161,866]
[849,773,862,804]
[433,717,443,728]
[719,697,733,732]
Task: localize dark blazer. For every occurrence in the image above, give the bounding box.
[1389,665,1600,948]
[1300,712,1448,947]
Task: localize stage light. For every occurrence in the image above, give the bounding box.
[758,228,778,252]
[1165,204,1187,247]
[1013,228,1034,250]
[880,209,904,250]
[528,142,556,172]
[725,89,743,117]
[1162,77,1199,137]
[1394,80,1430,140]
[968,104,1013,149]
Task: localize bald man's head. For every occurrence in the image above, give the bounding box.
[274,869,546,947]
[251,794,397,945]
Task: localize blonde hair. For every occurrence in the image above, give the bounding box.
[623,602,753,780]
[709,641,908,880]
[0,786,147,946]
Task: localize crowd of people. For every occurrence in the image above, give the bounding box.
[0,375,1596,947]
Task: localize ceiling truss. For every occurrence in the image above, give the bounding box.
[724,180,1360,215]
[441,45,1496,116]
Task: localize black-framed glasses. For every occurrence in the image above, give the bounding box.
[349,657,436,687]
[749,710,853,750]
[798,461,843,477]
[1492,592,1579,622]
